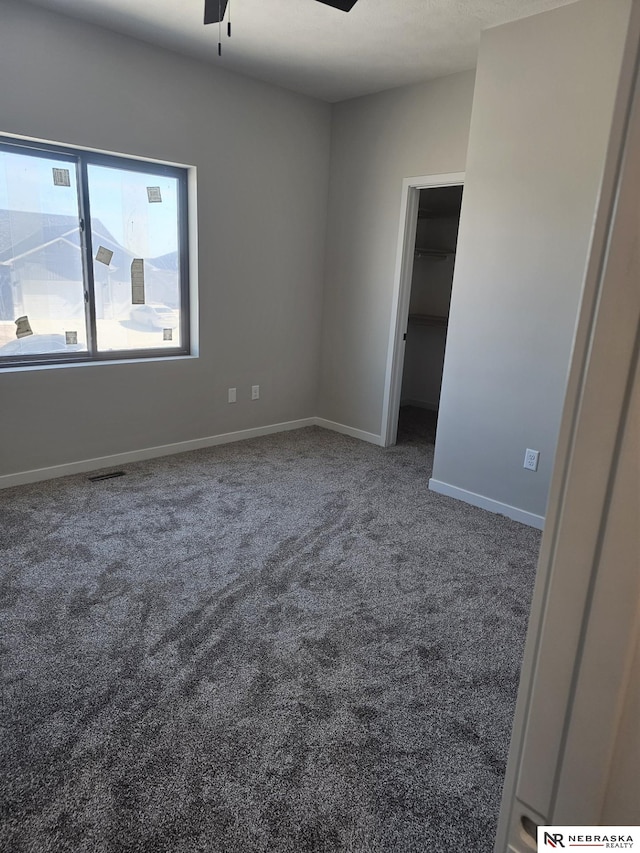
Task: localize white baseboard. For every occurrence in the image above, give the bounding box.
[0,418,316,489]
[0,421,544,531]
[313,418,384,446]
[428,478,545,530]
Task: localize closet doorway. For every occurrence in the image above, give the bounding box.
[382,173,464,447]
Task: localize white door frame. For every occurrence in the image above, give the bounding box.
[380,172,465,447]
[495,2,640,847]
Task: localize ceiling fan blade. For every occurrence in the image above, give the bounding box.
[204,0,229,24]
[315,0,358,10]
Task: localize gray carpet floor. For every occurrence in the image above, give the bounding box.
[0,408,541,853]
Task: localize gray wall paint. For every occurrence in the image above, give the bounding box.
[0,0,331,475]
[318,72,476,432]
[431,0,632,518]
[1,0,630,516]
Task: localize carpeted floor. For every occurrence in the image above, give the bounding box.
[0,407,541,853]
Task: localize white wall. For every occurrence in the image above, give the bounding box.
[1,0,630,506]
[318,72,476,433]
[495,18,640,835]
[0,0,330,476]
[431,0,632,520]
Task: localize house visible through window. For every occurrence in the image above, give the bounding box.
[0,137,189,367]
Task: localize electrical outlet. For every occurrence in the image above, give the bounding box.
[228,387,236,403]
[523,448,540,471]
[251,385,260,400]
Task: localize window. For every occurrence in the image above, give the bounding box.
[0,137,189,367]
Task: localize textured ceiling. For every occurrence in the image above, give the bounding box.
[23,0,579,102]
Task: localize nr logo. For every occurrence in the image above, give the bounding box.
[544,832,565,848]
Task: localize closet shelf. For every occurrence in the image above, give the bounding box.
[414,247,455,259]
[408,313,448,328]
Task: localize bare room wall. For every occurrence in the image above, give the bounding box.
[0,0,331,477]
[317,71,476,434]
[431,0,632,522]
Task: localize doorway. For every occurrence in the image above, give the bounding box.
[381,173,464,447]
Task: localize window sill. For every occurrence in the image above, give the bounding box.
[0,353,198,373]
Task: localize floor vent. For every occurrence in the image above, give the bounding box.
[88,471,126,482]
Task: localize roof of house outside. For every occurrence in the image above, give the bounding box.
[0,210,177,275]
[0,210,118,265]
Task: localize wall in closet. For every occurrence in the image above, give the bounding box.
[401,205,459,411]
